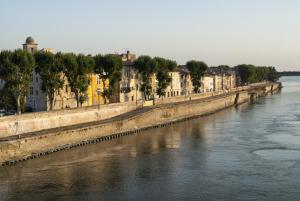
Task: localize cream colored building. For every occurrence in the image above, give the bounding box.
[178,65,193,96]
[202,75,215,92]
[113,51,143,103]
[166,69,181,97]
[201,67,237,93]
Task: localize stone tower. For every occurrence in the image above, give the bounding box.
[23,36,38,53]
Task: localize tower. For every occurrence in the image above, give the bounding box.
[23,36,38,53]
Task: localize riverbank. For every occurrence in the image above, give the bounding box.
[0,82,281,166]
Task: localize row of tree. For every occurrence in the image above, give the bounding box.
[134,57,209,99]
[0,49,279,114]
[235,64,279,85]
[0,50,124,114]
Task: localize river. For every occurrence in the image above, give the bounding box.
[0,77,299,201]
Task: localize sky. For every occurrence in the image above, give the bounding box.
[0,0,300,71]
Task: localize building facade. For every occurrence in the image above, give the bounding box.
[111,51,142,103]
[178,65,193,96]
[165,69,181,97]
[201,67,237,93]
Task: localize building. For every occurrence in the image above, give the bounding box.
[166,68,181,97]
[24,37,47,111]
[24,36,78,111]
[202,75,215,92]
[111,51,142,103]
[22,36,38,53]
[178,65,193,96]
[84,74,109,106]
[201,67,237,93]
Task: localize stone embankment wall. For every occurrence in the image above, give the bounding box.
[0,83,268,138]
[0,101,144,137]
[0,89,232,137]
[0,82,281,165]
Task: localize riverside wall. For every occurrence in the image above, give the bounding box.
[0,82,281,165]
[0,101,144,137]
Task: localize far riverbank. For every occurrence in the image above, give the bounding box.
[0,82,281,166]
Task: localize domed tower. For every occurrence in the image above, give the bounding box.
[23,36,38,53]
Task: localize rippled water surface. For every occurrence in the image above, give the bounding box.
[0,77,300,201]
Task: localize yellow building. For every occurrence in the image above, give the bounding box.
[83,74,109,107]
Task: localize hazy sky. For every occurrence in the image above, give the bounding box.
[1,0,299,71]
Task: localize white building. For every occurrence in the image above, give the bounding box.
[166,68,181,97]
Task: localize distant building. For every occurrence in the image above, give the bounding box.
[166,68,181,97]
[83,74,109,106]
[178,65,193,96]
[111,51,142,103]
[22,36,38,53]
[40,48,53,53]
[202,75,215,92]
[202,67,237,93]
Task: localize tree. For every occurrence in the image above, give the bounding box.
[134,56,157,100]
[186,60,208,93]
[35,51,65,110]
[235,64,256,85]
[154,57,177,97]
[267,67,279,82]
[0,83,16,112]
[63,53,94,107]
[94,54,123,103]
[0,49,35,114]
[255,66,268,82]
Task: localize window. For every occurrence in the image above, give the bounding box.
[36,77,38,82]
[30,87,33,95]
[65,85,68,93]
[36,90,39,96]
[177,91,179,96]
[132,96,134,101]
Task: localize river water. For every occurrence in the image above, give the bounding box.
[0,77,299,201]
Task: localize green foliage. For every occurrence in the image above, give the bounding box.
[154,57,177,97]
[0,49,35,114]
[235,64,256,85]
[63,53,94,107]
[266,67,279,82]
[134,56,158,100]
[186,60,208,93]
[94,54,123,103]
[0,83,16,111]
[235,64,279,85]
[35,51,65,110]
